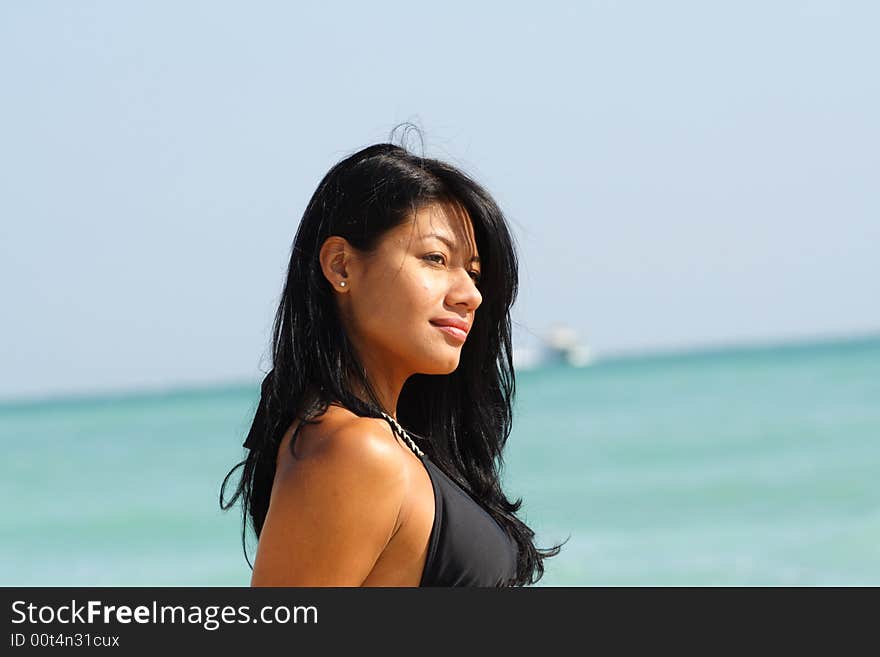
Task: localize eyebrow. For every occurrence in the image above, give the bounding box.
[423,233,481,263]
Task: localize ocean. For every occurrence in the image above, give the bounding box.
[2,334,878,586]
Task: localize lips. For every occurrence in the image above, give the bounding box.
[430,317,470,342]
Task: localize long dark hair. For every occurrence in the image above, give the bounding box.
[220,127,564,585]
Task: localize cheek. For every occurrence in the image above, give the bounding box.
[389,278,440,339]
[358,271,432,328]
[414,268,441,293]
[408,274,441,312]
[386,283,429,329]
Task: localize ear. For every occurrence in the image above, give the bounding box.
[319,235,353,291]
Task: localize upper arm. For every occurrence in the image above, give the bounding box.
[250,419,406,586]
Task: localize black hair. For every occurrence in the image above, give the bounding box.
[220,125,564,585]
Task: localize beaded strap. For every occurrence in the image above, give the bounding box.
[380,411,425,458]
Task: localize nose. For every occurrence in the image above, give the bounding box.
[449,268,482,313]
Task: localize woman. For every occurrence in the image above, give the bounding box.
[220,135,563,586]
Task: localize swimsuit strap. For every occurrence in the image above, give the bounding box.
[288,411,425,459]
[379,411,425,458]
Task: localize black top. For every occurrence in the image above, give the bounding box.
[378,415,518,587]
[286,415,518,587]
[416,452,518,586]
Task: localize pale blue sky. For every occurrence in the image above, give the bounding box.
[1,1,877,400]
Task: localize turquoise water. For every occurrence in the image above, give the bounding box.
[2,335,878,586]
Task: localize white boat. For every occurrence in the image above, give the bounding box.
[513,324,594,369]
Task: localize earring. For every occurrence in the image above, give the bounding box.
[339,281,347,288]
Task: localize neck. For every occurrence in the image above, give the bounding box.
[346,373,403,421]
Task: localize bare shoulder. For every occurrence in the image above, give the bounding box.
[276,409,407,505]
[252,410,407,586]
[283,407,405,475]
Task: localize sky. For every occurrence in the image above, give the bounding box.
[1,1,877,401]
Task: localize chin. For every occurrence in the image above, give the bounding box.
[420,354,461,375]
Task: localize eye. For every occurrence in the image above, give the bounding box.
[423,253,447,265]
[424,254,481,284]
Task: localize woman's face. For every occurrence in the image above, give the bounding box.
[324,202,483,383]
